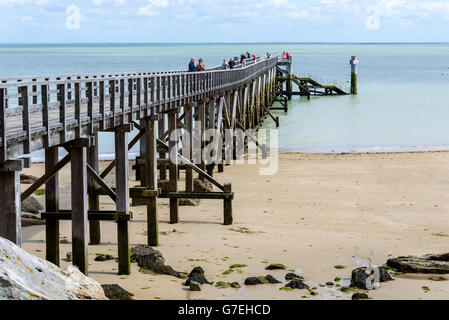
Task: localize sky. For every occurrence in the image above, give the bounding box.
[1,0,449,43]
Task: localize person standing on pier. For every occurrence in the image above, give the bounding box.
[240,53,245,63]
[188,57,197,72]
[246,51,251,59]
[229,58,236,69]
[222,59,229,70]
[197,58,206,72]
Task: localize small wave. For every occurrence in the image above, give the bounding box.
[278,144,449,154]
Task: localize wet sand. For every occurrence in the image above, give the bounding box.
[21,151,449,300]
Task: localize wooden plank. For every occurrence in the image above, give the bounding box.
[115,127,131,275]
[158,191,233,200]
[128,78,133,123]
[70,144,88,275]
[109,80,116,126]
[32,79,38,104]
[143,77,148,116]
[58,83,67,143]
[74,82,81,138]
[120,79,125,124]
[45,147,60,266]
[136,77,141,108]
[99,81,106,130]
[42,212,130,221]
[86,82,94,135]
[41,84,51,148]
[20,86,31,154]
[168,111,179,224]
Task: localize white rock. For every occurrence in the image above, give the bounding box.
[0,237,107,300]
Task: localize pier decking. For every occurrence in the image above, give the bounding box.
[0,55,354,276]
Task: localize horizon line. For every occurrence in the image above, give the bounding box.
[0,42,449,45]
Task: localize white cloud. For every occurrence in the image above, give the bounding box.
[150,0,168,8]
[138,5,158,16]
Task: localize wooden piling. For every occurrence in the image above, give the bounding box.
[145,116,159,246]
[223,183,233,225]
[158,114,167,181]
[0,160,23,246]
[45,147,60,265]
[197,101,206,177]
[139,120,147,186]
[115,127,131,275]
[184,106,193,192]
[350,56,358,95]
[87,133,101,245]
[69,141,89,275]
[168,111,179,224]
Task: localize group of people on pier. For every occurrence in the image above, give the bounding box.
[188,57,205,72]
[188,51,272,73]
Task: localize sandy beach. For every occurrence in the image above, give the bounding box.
[21,151,449,300]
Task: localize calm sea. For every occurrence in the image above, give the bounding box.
[0,43,448,158]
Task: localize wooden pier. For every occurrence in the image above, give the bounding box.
[0,54,355,276]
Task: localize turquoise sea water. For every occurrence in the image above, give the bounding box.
[0,43,448,156]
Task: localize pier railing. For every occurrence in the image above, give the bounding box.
[0,56,277,162]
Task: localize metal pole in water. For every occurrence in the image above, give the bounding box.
[350,56,358,95]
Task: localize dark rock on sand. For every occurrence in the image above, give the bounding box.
[387,253,449,274]
[189,281,201,292]
[130,245,184,278]
[351,267,394,290]
[179,198,200,207]
[20,174,38,184]
[265,264,286,270]
[244,277,264,285]
[352,293,369,300]
[95,254,115,262]
[101,284,134,300]
[21,215,45,227]
[188,266,205,277]
[194,179,214,192]
[285,273,302,280]
[284,279,308,290]
[184,267,211,286]
[22,197,43,214]
[215,281,241,289]
[265,275,282,284]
